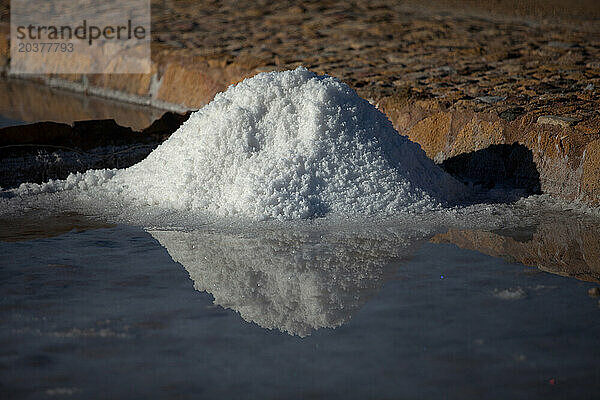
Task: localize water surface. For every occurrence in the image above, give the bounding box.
[1,216,599,399]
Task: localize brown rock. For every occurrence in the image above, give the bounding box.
[87,68,155,97]
[406,112,452,160]
[0,118,176,188]
[142,111,191,140]
[449,117,505,157]
[537,115,579,128]
[0,23,8,70]
[155,63,225,109]
[0,122,72,148]
[582,140,600,205]
[0,119,159,151]
[575,117,600,135]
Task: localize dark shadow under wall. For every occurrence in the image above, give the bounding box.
[440,143,542,202]
[0,112,189,189]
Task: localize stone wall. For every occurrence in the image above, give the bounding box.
[0,1,598,205]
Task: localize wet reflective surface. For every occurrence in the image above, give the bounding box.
[0,79,164,131]
[148,227,421,337]
[0,114,25,129]
[431,211,600,284]
[1,218,599,399]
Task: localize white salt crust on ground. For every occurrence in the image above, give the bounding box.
[15,67,466,221]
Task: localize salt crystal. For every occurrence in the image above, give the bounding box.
[15,67,466,220]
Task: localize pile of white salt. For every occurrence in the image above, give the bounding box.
[16,67,465,220]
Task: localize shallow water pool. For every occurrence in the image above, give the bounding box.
[1,216,599,399]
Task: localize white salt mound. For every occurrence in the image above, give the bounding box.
[16,67,465,220]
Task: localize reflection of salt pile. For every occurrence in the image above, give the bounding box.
[16,67,464,220]
[149,227,424,337]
